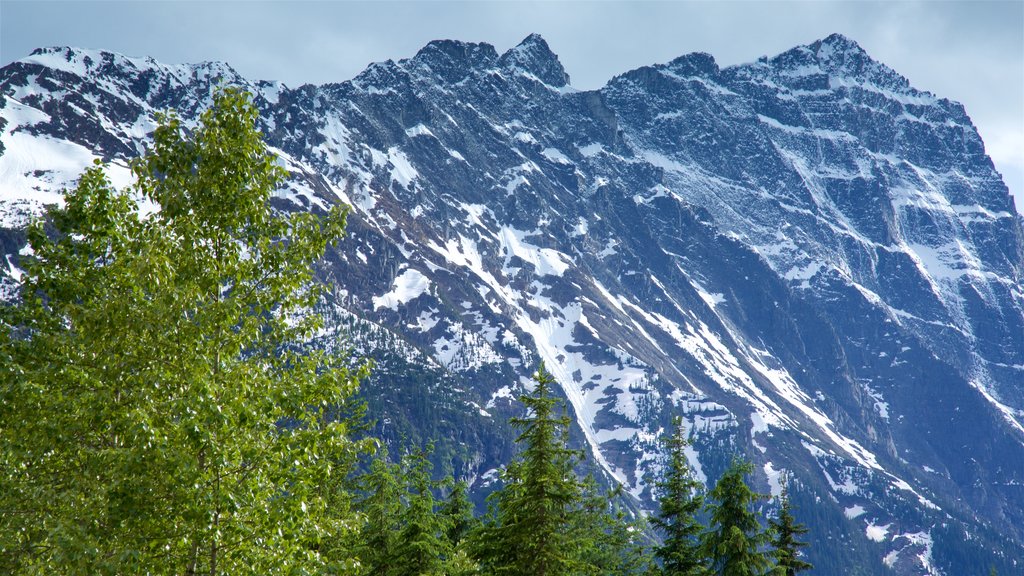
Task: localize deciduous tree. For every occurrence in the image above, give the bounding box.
[0,88,367,575]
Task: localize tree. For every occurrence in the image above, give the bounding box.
[652,418,708,576]
[441,479,477,548]
[573,477,654,576]
[0,88,368,575]
[440,479,481,576]
[469,363,585,576]
[393,448,448,576]
[768,478,811,576]
[702,460,773,576]
[354,446,403,576]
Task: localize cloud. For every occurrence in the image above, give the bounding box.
[2,0,1021,205]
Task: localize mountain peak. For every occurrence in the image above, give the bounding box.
[22,46,101,75]
[807,33,913,91]
[814,32,867,55]
[19,45,243,84]
[498,33,570,87]
[666,52,719,77]
[736,32,913,94]
[410,39,499,83]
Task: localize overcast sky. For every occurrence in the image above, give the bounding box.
[2,1,1022,213]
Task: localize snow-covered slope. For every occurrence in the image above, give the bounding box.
[2,35,1022,574]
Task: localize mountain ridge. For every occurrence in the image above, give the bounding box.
[2,33,1022,574]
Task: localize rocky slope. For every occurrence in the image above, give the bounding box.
[2,34,1022,574]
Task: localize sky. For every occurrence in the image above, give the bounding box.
[2,1,1022,213]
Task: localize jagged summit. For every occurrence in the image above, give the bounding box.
[497,33,570,87]
[665,51,719,78]
[410,39,499,83]
[815,32,868,55]
[20,45,246,87]
[740,32,915,94]
[3,35,1023,574]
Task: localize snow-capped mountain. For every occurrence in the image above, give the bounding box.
[2,34,1022,574]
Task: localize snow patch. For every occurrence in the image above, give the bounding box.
[865,522,890,542]
[372,268,432,310]
[844,504,866,519]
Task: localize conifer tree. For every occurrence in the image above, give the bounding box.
[439,479,482,576]
[768,478,811,576]
[442,480,478,547]
[469,363,585,576]
[574,478,654,576]
[356,447,403,576]
[394,448,448,576]
[702,459,773,576]
[653,417,708,576]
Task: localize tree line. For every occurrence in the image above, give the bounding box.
[355,365,813,576]
[0,89,809,575]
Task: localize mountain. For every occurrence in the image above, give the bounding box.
[2,34,1022,574]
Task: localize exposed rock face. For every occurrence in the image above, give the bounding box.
[2,34,1022,574]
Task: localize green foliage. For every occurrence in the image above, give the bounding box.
[441,480,478,547]
[0,88,367,575]
[440,479,482,576]
[653,418,708,576]
[469,364,652,576]
[354,447,403,576]
[394,448,449,576]
[574,477,655,576]
[702,460,773,576]
[470,363,586,576]
[768,479,811,576]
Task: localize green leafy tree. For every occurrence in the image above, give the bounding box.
[0,88,367,575]
[652,418,708,576]
[768,479,811,576]
[469,363,585,576]
[702,460,773,576]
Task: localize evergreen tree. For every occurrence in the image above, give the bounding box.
[652,418,708,576]
[702,460,773,576]
[442,480,478,547]
[469,363,585,576]
[0,89,367,575]
[440,479,481,575]
[768,478,811,576]
[355,446,403,576]
[394,448,448,576]
[574,477,655,576]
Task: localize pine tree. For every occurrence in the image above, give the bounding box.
[469,363,585,576]
[0,88,367,575]
[394,448,448,576]
[653,418,708,576]
[440,479,481,575]
[442,480,478,547]
[768,478,811,576]
[574,477,654,576]
[702,459,774,576]
[356,446,403,576]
